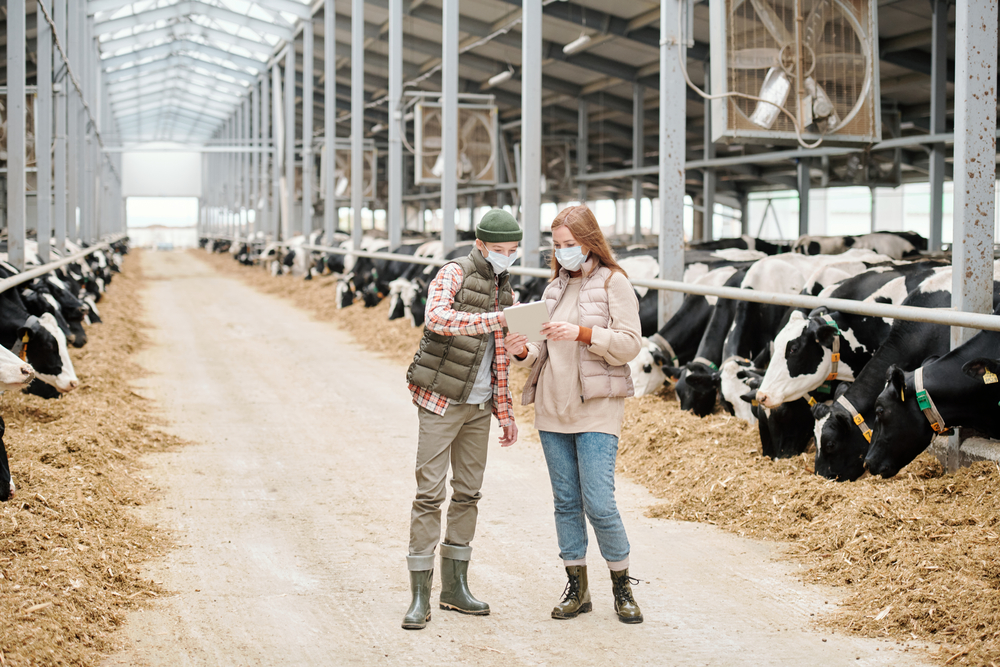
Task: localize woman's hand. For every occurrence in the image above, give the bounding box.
[505,332,529,358]
[542,321,580,342]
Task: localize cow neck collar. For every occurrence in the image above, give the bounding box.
[914,367,951,435]
[649,334,679,365]
[836,395,873,443]
[693,356,718,371]
[820,315,842,381]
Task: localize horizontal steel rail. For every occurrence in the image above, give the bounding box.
[269,242,1000,333]
[0,233,127,294]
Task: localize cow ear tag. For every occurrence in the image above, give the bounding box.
[916,390,931,411]
[806,396,817,407]
[853,413,865,426]
[19,332,29,362]
[984,371,999,385]
[901,388,905,402]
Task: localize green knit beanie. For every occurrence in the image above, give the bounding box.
[476,209,522,243]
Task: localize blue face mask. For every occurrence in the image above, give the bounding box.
[483,247,517,274]
[554,245,588,271]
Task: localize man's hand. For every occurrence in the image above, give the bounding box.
[497,311,507,328]
[499,422,518,447]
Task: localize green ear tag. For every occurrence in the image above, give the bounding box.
[816,382,832,394]
[916,390,931,411]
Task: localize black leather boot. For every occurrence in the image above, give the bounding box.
[402,569,433,630]
[438,544,490,615]
[551,565,592,619]
[610,568,643,624]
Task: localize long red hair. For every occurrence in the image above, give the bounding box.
[549,205,628,287]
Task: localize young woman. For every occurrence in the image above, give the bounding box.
[505,205,643,624]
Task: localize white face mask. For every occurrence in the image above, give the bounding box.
[555,245,588,271]
[482,246,517,274]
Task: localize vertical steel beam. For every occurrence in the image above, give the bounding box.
[388,0,403,249]
[271,66,282,240]
[521,0,542,267]
[928,0,949,252]
[441,0,458,254]
[7,0,26,269]
[632,83,644,244]
[658,0,685,327]
[702,67,715,241]
[66,0,79,243]
[577,100,588,203]
[251,84,260,237]
[261,74,270,238]
[739,191,750,236]
[37,2,53,261]
[351,0,365,250]
[302,16,315,238]
[54,0,68,254]
[324,0,337,242]
[81,15,94,243]
[285,47,296,238]
[797,158,810,236]
[950,0,997,347]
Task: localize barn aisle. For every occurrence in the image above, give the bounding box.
[106,250,926,667]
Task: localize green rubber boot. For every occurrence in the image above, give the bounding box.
[438,544,490,615]
[401,569,433,630]
[551,565,593,619]
[610,568,643,624]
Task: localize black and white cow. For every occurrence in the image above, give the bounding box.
[865,322,1000,478]
[812,266,1000,481]
[793,231,926,259]
[688,235,791,255]
[0,343,36,501]
[739,370,841,459]
[754,261,947,409]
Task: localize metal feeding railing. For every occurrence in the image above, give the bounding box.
[208,236,1000,333]
[0,233,128,295]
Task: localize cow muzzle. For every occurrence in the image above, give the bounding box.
[755,389,783,409]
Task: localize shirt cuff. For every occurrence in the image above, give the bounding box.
[587,326,611,358]
[576,326,593,345]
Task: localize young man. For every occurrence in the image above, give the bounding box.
[402,209,521,630]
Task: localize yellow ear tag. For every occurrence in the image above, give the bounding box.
[985,371,998,385]
[19,332,29,362]
[901,389,905,402]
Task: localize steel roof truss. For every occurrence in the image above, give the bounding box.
[93,1,293,42]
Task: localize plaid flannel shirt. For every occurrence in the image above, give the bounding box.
[408,262,515,428]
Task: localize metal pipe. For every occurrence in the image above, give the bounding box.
[658,0,685,328]
[702,66,714,242]
[521,0,542,267]
[442,0,458,254]
[0,233,128,295]
[928,0,948,252]
[324,0,337,242]
[351,0,365,251]
[54,0,67,255]
[632,82,644,245]
[37,1,53,263]
[388,0,403,249]
[251,84,260,237]
[577,99,588,202]
[284,46,296,239]
[797,158,810,236]
[402,183,519,202]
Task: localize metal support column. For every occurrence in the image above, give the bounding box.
[284,47,296,239]
[520,0,542,267]
[928,0,949,251]
[702,67,715,241]
[632,83,644,245]
[302,16,315,238]
[324,0,337,242]
[388,0,403,249]
[576,100,588,204]
[7,0,26,269]
[351,0,365,250]
[271,66,282,240]
[54,0,68,254]
[658,0,685,327]
[739,191,750,236]
[441,0,458,253]
[261,74,270,239]
[251,84,260,238]
[37,2,53,261]
[66,0,79,243]
[797,158,810,236]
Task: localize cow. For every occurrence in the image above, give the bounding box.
[812,265,1000,481]
[754,261,947,409]
[793,232,926,259]
[865,324,1000,478]
[688,235,791,255]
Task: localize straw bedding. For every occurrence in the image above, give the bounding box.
[0,252,185,666]
[206,250,1000,665]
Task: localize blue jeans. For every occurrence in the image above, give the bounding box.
[538,431,630,563]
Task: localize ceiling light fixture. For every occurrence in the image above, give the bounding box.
[370,123,385,133]
[486,69,514,89]
[562,33,592,56]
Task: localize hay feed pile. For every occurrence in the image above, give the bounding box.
[0,252,183,666]
[620,388,1000,666]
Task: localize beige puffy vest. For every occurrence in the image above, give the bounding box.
[407,251,513,403]
[521,264,635,405]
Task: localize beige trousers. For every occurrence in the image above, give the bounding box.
[408,401,491,569]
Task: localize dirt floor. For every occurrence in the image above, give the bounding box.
[0,253,184,666]
[198,250,1000,667]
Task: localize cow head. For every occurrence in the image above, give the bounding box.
[756,310,841,408]
[667,360,720,417]
[387,278,413,321]
[719,358,758,422]
[336,275,356,309]
[864,365,930,478]
[16,314,79,394]
[628,340,669,398]
[812,385,869,481]
[408,278,430,328]
[0,344,34,392]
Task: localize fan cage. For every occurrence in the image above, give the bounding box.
[709,0,881,146]
[318,138,377,200]
[414,102,498,186]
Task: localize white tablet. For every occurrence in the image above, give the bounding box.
[503,301,550,342]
